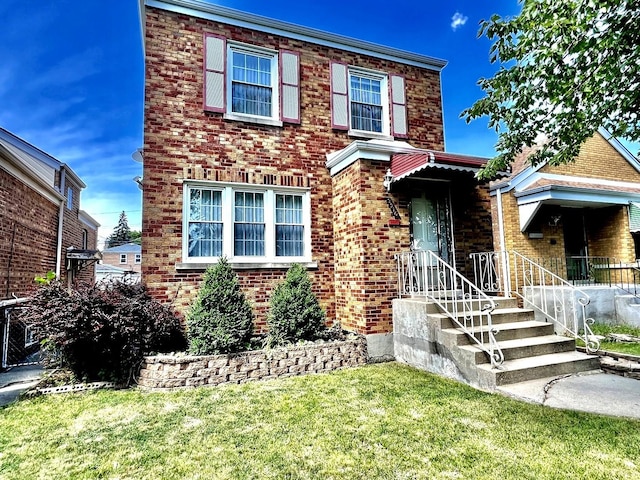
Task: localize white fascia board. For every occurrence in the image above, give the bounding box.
[0,127,61,170]
[540,173,640,191]
[0,147,64,205]
[145,0,447,71]
[79,210,101,229]
[518,201,542,232]
[326,139,422,176]
[597,127,640,173]
[515,186,640,206]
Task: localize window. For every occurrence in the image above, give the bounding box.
[120,254,127,264]
[331,63,407,137]
[231,49,274,117]
[184,183,310,264]
[349,72,384,133]
[67,187,73,210]
[135,253,141,264]
[82,229,88,250]
[204,34,300,124]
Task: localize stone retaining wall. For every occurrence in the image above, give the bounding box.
[137,336,367,391]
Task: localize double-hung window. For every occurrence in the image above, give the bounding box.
[204,35,300,124]
[331,63,407,137]
[230,49,275,118]
[184,183,310,264]
[119,254,127,264]
[349,72,384,133]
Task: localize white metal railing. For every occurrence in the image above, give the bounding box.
[396,250,504,367]
[471,251,600,353]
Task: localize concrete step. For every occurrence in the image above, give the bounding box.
[477,351,601,386]
[441,320,555,345]
[432,307,535,329]
[459,335,577,363]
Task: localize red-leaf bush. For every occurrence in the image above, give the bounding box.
[22,280,185,385]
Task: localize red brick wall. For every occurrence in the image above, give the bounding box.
[0,168,59,298]
[142,8,445,329]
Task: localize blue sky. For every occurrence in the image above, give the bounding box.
[1,0,524,245]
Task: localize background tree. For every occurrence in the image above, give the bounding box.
[463,0,640,179]
[105,211,133,247]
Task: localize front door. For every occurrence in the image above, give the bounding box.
[410,189,452,264]
[563,208,588,281]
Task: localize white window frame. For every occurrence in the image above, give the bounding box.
[225,42,280,124]
[182,181,311,265]
[119,254,127,264]
[134,253,141,264]
[348,68,390,137]
[66,187,73,210]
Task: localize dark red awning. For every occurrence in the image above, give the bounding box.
[390,152,487,180]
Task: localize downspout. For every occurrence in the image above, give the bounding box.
[496,187,511,296]
[55,200,64,279]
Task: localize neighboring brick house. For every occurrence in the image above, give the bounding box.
[141,0,494,357]
[0,127,100,296]
[491,128,640,284]
[99,243,142,282]
[1,127,99,367]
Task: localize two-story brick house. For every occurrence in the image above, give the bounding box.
[1,126,99,367]
[141,0,494,357]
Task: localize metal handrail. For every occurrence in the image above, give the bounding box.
[472,251,600,353]
[396,250,504,367]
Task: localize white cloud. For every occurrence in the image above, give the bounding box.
[451,12,468,31]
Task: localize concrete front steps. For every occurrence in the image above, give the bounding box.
[392,296,601,390]
[441,297,601,387]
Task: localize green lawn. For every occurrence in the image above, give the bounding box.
[590,323,640,356]
[1,363,639,479]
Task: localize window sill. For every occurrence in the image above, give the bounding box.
[348,130,394,141]
[176,261,318,271]
[223,113,283,128]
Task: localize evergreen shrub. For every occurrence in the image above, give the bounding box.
[267,264,326,345]
[186,257,254,355]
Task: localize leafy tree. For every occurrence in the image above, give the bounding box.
[105,211,133,247]
[186,258,254,355]
[267,264,326,345]
[463,0,640,179]
[129,230,142,245]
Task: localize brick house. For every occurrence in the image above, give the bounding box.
[491,128,640,279]
[141,0,494,357]
[98,243,142,283]
[1,127,99,367]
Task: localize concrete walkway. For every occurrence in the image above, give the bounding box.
[498,370,640,420]
[0,364,44,407]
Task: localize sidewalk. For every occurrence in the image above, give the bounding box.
[0,364,44,407]
[498,370,640,420]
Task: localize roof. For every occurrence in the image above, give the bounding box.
[96,264,129,274]
[103,243,142,253]
[144,0,447,71]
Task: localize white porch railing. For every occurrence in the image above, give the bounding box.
[470,251,600,353]
[396,250,504,367]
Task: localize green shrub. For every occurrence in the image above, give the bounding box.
[267,264,326,345]
[186,258,254,355]
[22,280,185,385]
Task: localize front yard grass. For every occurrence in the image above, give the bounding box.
[1,362,639,479]
[590,323,640,356]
